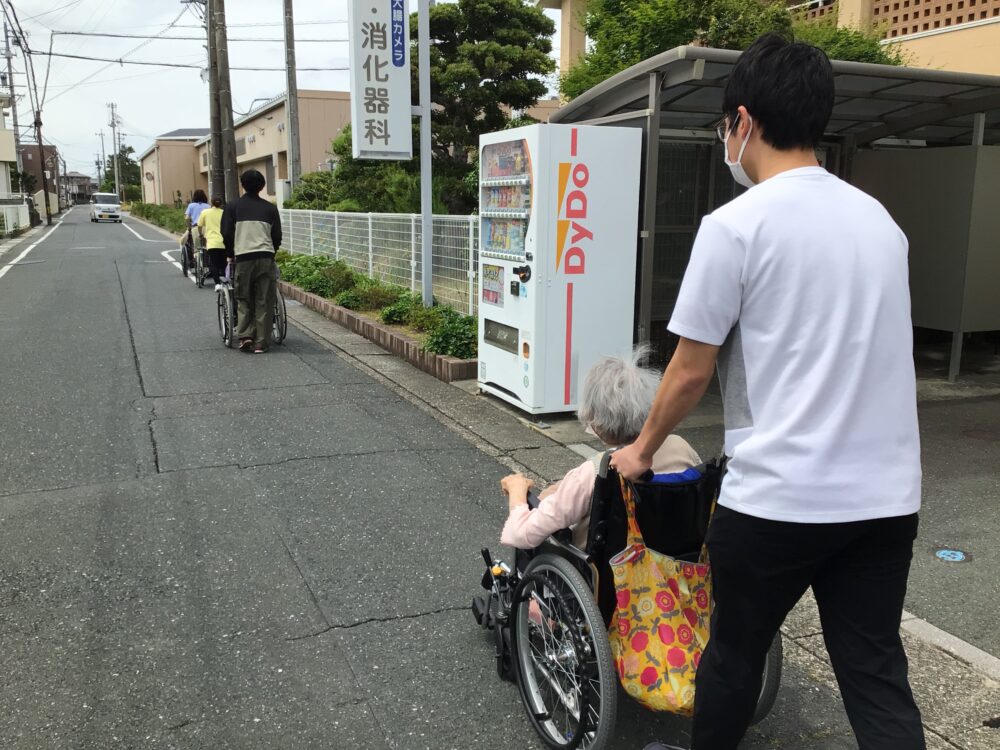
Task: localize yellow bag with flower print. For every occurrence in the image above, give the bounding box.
[608,476,713,715]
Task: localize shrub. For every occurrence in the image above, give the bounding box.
[407,303,452,333]
[274,251,292,265]
[424,311,477,360]
[129,202,187,234]
[353,278,406,311]
[319,261,358,296]
[335,289,362,309]
[279,254,334,286]
[380,292,421,325]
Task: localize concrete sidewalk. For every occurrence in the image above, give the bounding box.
[287,298,1000,750]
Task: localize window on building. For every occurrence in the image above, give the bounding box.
[235,138,247,156]
[934,18,941,25]
[934,5,941,13]
[957,0,963,7]
[893,15,899,21]
[946,3,952,9]
[904,0,909,6]
[925,8,931,15]
[893,2,899,8]
[903,12,909,18]
[945,16,952,22]
[924,20,930,26]
[982,8,988,16]
[968,12,975,18]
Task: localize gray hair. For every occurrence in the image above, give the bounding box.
[577,346,661,446]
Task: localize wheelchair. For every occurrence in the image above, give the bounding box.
[473,453,782,750]
[217,260,288,348]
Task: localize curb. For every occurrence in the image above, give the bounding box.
[279,281,477,383]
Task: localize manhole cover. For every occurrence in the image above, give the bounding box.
[963,429,1000,441]
[935,548,968,563]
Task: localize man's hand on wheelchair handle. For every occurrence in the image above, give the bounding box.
[500,473,535,511]
[610,442,653,481]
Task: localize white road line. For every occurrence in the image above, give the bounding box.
[160,249,199,285]
[0,216,64,281]
[123,221,176,243]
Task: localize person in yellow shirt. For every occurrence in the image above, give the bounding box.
[197,196,227,290]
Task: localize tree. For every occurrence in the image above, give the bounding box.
[14,170,36,195]
[413,0,555,170]
[561,0,900,100]
[101,145,141,194]
[793,18,908,66]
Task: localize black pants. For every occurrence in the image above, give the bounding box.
[692,506,925,750]
[206,249,227,285]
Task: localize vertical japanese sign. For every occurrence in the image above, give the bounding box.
[349,0,413,160]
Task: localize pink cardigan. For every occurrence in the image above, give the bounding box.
[501,435,702,549]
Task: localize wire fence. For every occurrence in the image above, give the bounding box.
[279,209,480,316]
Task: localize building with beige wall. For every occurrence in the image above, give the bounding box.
[194,90,352,204]
[138,129,210,206]
[796,0,1000,76]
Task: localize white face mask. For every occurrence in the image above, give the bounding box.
[723,115,756,189]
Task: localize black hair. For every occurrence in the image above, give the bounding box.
[192,188,208,204]
[211,196,223,207]
[240,169,266,195]
[723,33,834,151]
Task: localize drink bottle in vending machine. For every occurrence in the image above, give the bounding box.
[477,123,642,414]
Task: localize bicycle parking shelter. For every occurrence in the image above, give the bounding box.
[550,45,1000,381]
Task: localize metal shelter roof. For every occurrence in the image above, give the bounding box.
[549,45,1000,146]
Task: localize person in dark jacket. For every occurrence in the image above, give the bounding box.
[221,170,282,353]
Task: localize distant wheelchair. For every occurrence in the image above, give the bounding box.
[217,260,288,348]
[473,454,782,750]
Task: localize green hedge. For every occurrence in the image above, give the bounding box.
[275,252,477,359]
[129,203,187,234]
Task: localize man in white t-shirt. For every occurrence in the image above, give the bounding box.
[615,34,925,750]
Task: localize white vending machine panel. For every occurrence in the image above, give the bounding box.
[477,124,642,414]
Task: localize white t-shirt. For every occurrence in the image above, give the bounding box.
[668,166,921,523]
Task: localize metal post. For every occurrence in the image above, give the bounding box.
[309,210,315,255]
[948,331,963,383]
[108,102,121,200]
[972,112,986,146]
[215,0,239,203]
[467,215,476,315]
[334,212,340,260]
[637,72,663,344]
[367,212,374,277]
[283,0,301,187]
[418,0,433,307]
[410,214,417,292]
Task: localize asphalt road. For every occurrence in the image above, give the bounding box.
[0,208,985,749]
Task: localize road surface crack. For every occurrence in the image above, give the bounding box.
[287,605,468,641]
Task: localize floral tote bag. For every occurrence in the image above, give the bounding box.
[608,476,713,715]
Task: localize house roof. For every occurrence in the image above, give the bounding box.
[158,128,211,139]
[550,45,1000,146]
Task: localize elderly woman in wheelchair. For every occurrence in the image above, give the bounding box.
[472,351,781,750]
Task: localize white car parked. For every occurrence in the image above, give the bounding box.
[90,193,123,223]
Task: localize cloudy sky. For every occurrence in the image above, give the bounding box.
[13,0,560,176]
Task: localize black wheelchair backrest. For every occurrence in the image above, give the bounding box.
[585,452,724,624]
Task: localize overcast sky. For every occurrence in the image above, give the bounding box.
[13,0,560,176]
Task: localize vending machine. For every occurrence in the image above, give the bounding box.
[477,123,642,414]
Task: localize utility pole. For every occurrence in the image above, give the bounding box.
[95,130,106,183]
[214,0,238,202]
[108,103,121,200]
[206,0,224,200]
[283,0,301,189]
[33,114,52,225]
[95,154,102,184]
[3,21,22,176]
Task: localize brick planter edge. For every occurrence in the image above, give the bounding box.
[279,281,477,383]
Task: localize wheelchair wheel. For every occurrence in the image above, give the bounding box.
[751,633,783,726]
[512,554,617,750]
[217,286,235,348]
[195,250,206,288]
[272,292,288,345]
[180,246,190,277]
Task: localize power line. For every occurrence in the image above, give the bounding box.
[28,49,348,72]
[20,0,83,23]
[50,30,348,43]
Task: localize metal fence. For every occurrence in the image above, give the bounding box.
[279,209,480,316]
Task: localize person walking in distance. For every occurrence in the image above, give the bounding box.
[221,170,282,353]
[197,196,227,290]
[614,34,926,750]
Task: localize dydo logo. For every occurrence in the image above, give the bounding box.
[555,128,591,276]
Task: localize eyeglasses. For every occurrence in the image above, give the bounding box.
[715,115,739,142]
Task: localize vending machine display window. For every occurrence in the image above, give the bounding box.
[480,140,531,263]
